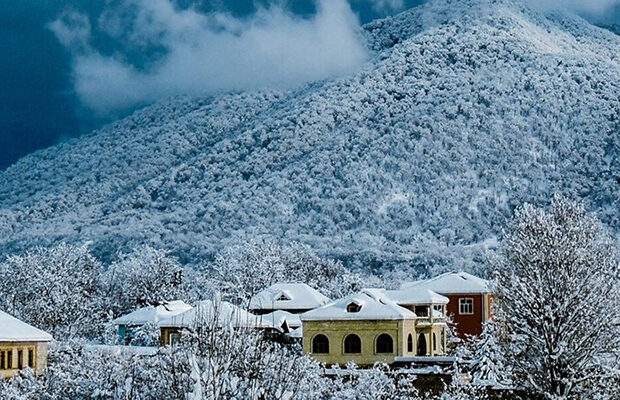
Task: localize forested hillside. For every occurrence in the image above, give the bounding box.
[1,0,618,273]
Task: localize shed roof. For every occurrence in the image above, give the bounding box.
[0,310,53,342]
[300,289,416,321]
[112,301,192,326]
[249,283,330,311]
[401,272,491,294]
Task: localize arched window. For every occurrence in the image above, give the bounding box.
[312,334,329,354]
[376,334,393,354]
[344,334,362,354]
[346,302,361,313]
[433,333,437,351]
[407,333,414,353]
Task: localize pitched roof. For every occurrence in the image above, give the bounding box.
[401,272,491,294]
[300,289,416,321]
[159,300,278,331]
[249,283,331,311]
[385,289,449,305]
[0,310,53,342]
[112,300,192,326]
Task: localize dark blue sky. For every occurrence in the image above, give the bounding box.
[0,0,617,169]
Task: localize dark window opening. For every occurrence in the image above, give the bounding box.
[407,334,414,353]
[414,306,429,317]
[346,303,361,313]
[312,334,329,354]
[17,350,23,370]
[344,334,361,354]
[28,349,34,368]
[7,351,12,369]
[375,334,393,354]
[0,351,5,370]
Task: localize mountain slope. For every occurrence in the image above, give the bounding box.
[1,0,618,272]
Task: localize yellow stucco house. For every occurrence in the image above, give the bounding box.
[0,310,53,379]
[300,288,448,367]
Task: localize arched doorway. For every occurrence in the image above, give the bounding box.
[417,333,427,356]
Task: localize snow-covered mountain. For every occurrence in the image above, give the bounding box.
[1,0,618,273]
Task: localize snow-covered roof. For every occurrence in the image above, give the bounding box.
[401,272,491,294]
[249,283,331,311]
[159,300,278,331]
[301,289,416,321]
[112,301,192,326]
[261,310,302,329]
[0,310,53,342]
[385,289,449,305]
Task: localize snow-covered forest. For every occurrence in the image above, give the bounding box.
[0,0,618,275]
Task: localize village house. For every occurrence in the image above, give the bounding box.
[0,310,53,379]
[301,288,447,367]
[159,300,280,346]
[249,283,331,315]
[112,300,192,345]
[401,272,493,337]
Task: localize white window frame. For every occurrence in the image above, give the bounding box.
[458,298,474,315]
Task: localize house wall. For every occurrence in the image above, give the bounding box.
[443,293,492,337]
[302,319,415,366]
[0,341,48,379]
[414,324,448,356]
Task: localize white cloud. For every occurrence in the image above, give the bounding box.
[53,0,368,114]
[527,0,619,15]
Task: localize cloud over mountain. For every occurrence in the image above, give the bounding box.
[51,0,368,114]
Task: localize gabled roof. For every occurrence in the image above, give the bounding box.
[159,300,278,331]
[401,272,491,294]
[385,289,449,305]
[249,283,331,311]
[112,300,192,326]
[300,289,416,321]
[0,310,53,342]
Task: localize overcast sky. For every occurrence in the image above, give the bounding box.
[0,0,618,169]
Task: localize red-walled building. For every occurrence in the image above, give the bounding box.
[401,272,492,338]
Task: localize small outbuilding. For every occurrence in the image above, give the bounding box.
[0,310,53,379]
[112,300,192,345]
[159,300,280,346]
